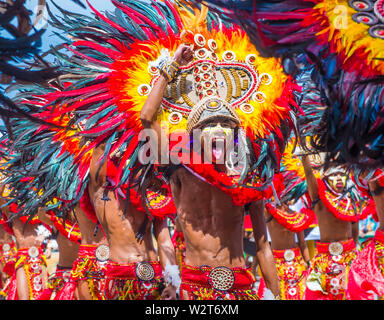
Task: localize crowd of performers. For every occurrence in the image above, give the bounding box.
[0,0,383,300]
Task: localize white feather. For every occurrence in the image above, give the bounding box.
[163,262,181,291]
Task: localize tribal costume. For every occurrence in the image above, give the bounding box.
[265,202,315,234]
[0,242,17,299]
[258,247,308,300]
[55,244,108,300]
[9,246,48,300]
[37,265,72,300]
[0,242,17,277]
[0,0,299,213]
[301,169,366,300]
[0,212,17,294]
[255,139,313,300]
[104,261,163,300]
[347,228,384,300]
[171,230,186,272]
[345,169,384,300]
[0,0,300,301]
[180,264,258,300]
[304,239,356,300]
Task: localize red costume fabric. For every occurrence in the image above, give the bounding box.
[303,238,356,300]
[171,230,185,272]
[180,264,258,300]
[104,261,163,300]
[258,247,308,300]
[0,242,17,276]
[0,242,17,298]
[346,228,384,300]
[37,265,72,300]
[54,244,107,300]
[4,247,47,300]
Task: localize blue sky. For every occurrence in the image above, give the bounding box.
[0,1,118,97]
[25,0,117,53]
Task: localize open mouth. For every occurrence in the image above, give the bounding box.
[336,182,344,189]
[212,137,225,162]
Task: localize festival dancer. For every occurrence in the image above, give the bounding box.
[0,0,180,301]
[139,2,301,296]
[141,42,283,299]
[255,139,315,300]
[300,155,366,300]
[89,144,178,300]
[257,202,312,300]
[0,0,299,300]
[347,169,384,300]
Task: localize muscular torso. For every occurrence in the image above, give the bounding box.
[11,218,43,249]
[171,167,245,268]
[88,144,166,265]
[265,210,298,250]
[89,185,157,264]
[314,202,352,243]
[55,232,80,268]
[74,204,107,246]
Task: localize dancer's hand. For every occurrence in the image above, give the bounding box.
[173,44,194,66]
[161,284,177,300]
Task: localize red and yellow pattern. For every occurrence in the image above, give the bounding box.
[15,247,47,300]
[0,242,17,277]
[347,228,384,300]
[49,213,81,244]
[304,239,356,300]
[180,264,258,300]
[317,178,368,222]
[265,202,315,233]
[104,261,163,300]
[302,0,384,77]
[171,230,186,272]
[258,247,308,300]
[45,266,72,299]
[273,248,308,300]
[66,244,107,300]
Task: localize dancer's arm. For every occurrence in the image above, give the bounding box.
[297,231,310,268]
[154,218,179,300]
[140,44,193,163]
[249,199,281,298]
[301,155,320,202]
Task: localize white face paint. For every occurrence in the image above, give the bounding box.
[201,122,235,164]
[326,170,348,193]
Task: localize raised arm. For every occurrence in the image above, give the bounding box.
[140,44,194,163]
[301,155,320,202]
[249,199,281,298]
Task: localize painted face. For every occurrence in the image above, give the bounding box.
[326,171,348,193]
[200,119,237,164]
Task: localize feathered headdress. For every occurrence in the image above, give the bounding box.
[279,135,369,223]
[200,0,384,168]
[0,0,300,218]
